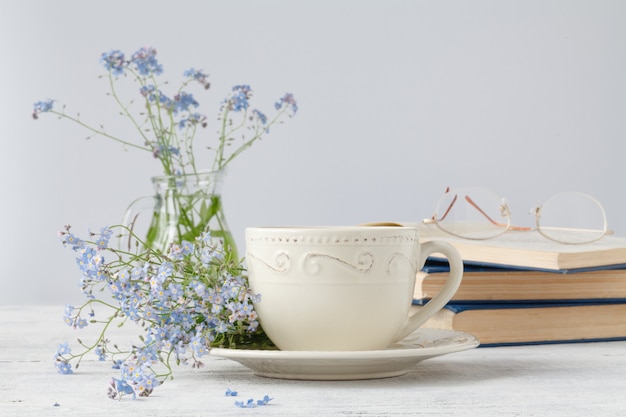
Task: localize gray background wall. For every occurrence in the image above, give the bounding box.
[2,0,625,305]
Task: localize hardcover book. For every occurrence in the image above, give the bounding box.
[418,225,626,270]
[413,301,626,346]
[415,260,626,303]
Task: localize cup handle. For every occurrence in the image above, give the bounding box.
[395,240,463,341]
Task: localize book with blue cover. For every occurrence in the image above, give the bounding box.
[413,300,626,346]
[415,259,626,303]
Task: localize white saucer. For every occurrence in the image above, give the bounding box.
[210,328,479,380]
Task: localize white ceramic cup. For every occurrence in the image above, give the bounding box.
[245,226,463,351]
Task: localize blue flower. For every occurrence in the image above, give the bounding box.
[233,394,273,408]
[215,320,230,333]
[231,93,248,111]
[62,309,76,327]
[225,388,238,396]
[167,283,183,301]
[200,231,212,245]
[173,92,199,114]
[117,268,130,283]
[56,342,71,356]
[95,346,107,361]
[157,262,173,282]
[210,303,222,315]
[233,395,273,408]
[235,399,257,408]
[257,395,273,406]
[55,360,73,375]
[158,94,174,110]
[131,264,148,280]
[32,100,54,119]
[108,377,136,400]
[139,84,157,99]
[150,325,170,342]
[100,226,113,239]
[151,143,180,159]
[62,232,84,251]
[76,247,102,277]
[117,356,160,398]
[173,311,194,331]
[121,362,140,382]
[232,84,252,96]
[168,243,185,260]
[108,281,124,298]
[100,50,126,76]
[184,68,211,89]
[130,46,163,76]
[136,345,159,365]
[275,93,298,114]
[247,320,259,332]
[140,85,174,112]
[225,85,252,112]
[251,109,267,124]
[190,334,208,356]
[180,241,194,255]
[134,373,160,397]
[178,112,207,129]
[190,280,207,298]
[95,236,108,250]
[120,294,144,321]
[150,281,167,300]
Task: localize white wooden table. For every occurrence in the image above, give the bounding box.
[1,305,625,416]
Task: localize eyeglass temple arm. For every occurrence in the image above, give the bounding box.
[465,195,532,231]
[423,187,456,224]
[424,190,531,232]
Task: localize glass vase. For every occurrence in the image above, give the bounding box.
[123,169,237,259]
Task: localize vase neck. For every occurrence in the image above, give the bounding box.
[151,170,225,195]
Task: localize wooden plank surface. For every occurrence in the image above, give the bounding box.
[1,305,625,416]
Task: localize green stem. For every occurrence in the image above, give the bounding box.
[65,305,127,366]
[50,110,150,152]
[220,105,290,167]
[106,71,154,148]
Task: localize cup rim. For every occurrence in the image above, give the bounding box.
[245,226,420,244]
[246,225,418,232]
[246,225,419,230]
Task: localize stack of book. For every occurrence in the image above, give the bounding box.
[413,228,626,346]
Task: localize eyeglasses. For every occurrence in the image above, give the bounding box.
[423,187,609,244]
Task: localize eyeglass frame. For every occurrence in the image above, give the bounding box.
[423,187,610,244]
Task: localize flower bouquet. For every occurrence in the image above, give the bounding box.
[34,47,297,399]
[57,225,274,399]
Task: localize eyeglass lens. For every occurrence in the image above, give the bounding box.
[536,192,607,244]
